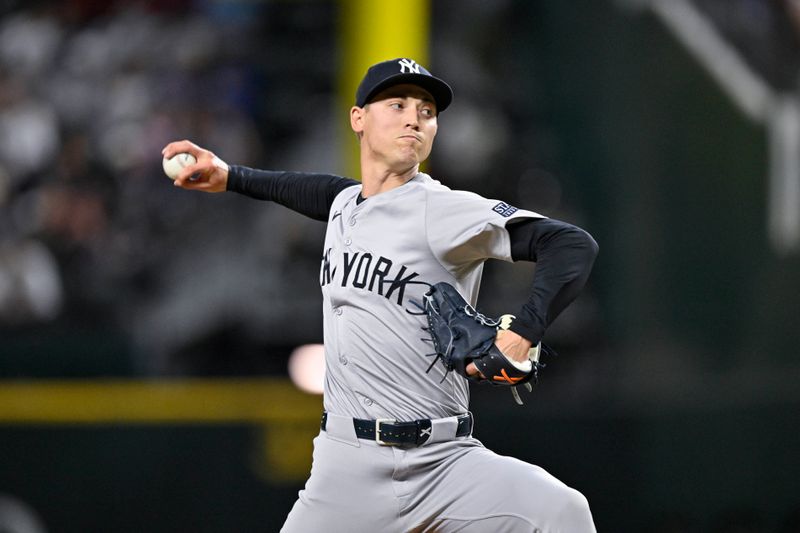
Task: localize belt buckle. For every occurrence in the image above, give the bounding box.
[375,418,397,446]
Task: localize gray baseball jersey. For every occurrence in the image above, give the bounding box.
[283,173,596,532]
[319,172,542,421]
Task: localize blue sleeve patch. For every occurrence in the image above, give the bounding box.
[492,202,518,217]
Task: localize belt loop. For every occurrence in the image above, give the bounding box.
[322,412,361,447]
[428,416,459,444]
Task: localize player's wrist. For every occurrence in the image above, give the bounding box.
[507,319,541,347]
[495,329,533,364]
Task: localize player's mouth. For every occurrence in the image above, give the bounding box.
[398,134,422,143]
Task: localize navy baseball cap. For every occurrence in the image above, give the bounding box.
[355,58,453,113]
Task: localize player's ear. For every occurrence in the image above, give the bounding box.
[350,105,365,134]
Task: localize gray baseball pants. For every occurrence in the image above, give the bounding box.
[281,413,596,532]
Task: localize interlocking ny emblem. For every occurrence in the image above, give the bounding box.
[398,58,421,74]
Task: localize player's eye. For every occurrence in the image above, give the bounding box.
[389,102,403,110]
[421,107,434,117]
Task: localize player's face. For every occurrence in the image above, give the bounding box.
[352,84,438,171]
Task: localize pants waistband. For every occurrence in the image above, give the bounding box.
[320,411,473,447]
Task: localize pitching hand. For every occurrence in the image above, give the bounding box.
[162,140,229,192]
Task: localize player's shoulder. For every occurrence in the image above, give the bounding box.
[414,172,492,204]
[416,173,545,221]
[414,173,478,197]
[331,181,362,208]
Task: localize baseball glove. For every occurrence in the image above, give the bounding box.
[419,281,548,405]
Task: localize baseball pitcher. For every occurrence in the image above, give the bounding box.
[163,58,598,532]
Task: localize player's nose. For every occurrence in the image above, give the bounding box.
[402,107,420,129]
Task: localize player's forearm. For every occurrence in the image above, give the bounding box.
[507,218,599,344]
[227,165,359,221]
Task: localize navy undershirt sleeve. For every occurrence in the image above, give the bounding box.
[226,165,360,221]
[506,218,599,345]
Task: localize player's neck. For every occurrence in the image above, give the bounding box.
[359,161,419,198]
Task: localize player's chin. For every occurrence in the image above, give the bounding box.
[403,145,431,162]
[393,150,422,167]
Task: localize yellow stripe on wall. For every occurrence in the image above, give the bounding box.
[0,378,322,425]
[337,0,431,177]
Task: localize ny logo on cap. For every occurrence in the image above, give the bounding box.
[398,58,421,74]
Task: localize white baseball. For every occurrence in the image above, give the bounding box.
[162,152,197,180]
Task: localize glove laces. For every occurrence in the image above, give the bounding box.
[463,304,501,327]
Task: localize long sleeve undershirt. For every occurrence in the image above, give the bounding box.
[227,165,358,221]
[506,218,598,344]
[227,165,598,345]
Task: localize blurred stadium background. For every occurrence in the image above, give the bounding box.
[0,0,799,531]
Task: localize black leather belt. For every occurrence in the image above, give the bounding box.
[320,411,473,447]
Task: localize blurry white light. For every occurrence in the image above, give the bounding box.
[288,344,325,395]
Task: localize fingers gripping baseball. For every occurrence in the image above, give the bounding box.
[161,140,230,192]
